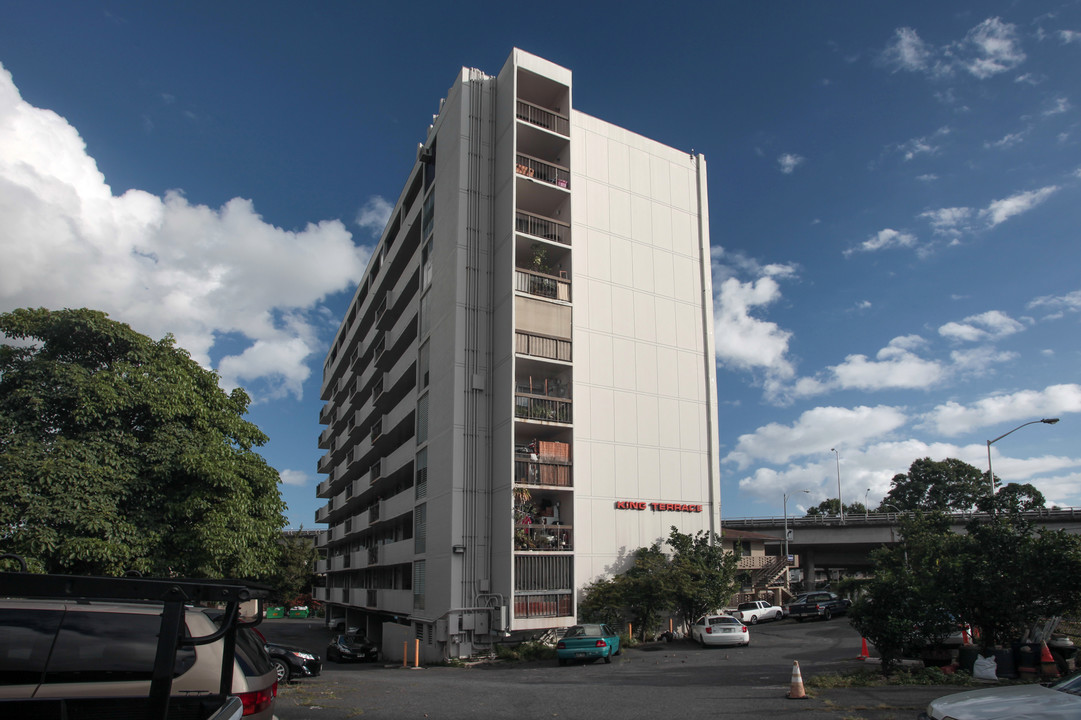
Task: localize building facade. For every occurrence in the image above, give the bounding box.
[314,49,720,660]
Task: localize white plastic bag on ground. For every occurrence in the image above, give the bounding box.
[973,654,998,681]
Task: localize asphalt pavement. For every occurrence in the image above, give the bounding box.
[260,617,969,719]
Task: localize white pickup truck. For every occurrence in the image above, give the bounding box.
[731,599,784,624]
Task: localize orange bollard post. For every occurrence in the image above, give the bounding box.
[787,661,807,699]
[414,638,420,668]
[403,641,407,668]
[628,622,633,641]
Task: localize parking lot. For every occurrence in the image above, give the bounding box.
[262,617,966,719]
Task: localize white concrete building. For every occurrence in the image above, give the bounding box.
[314,49,720,660]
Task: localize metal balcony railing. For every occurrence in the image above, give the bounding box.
[515,331,571,362]
[515,394,572,423]
[516,153,569,189]
[514,592,573,619]
[515,269,570,302]
[514,460,572,487]
[515,524,572,551]
[515,210,570,245]
[516,99,569,136]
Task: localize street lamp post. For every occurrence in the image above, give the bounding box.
[783,490,810,587]
[985,418,1060,497]
[864,488,870,519]
[830,448,843,523]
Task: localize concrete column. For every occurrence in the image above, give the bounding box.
[801,547,816,590]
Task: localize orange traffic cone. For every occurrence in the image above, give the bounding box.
[858,637,869,660]
[961,625,970,645]
[1040,641,1060,679]
[787,660,807,699]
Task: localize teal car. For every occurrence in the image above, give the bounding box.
[556,624,621,665]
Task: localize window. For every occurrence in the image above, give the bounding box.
[413,561,426,610]
[418,340,430,389]
[415,448,427,500]
[414,503,427,554]
[422,191,434,240]
[419,290,431,338]
[416,393,429,444]
[421,238,433,288]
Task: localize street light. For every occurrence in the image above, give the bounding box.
[783,489,810,587]
[830,448,844,523]
[864,488,871,519]
[985,418,1060,496]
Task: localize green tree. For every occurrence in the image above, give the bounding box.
[0,307,286,577]
[879,457,989,512]
[667,527,739,630]
[848,512,959,674]
[805,498,865,516]
[260,532,320,604]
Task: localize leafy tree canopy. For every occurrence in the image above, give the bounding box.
[879,457,991,513]
[805,498,867,517]
[0,307,287,577]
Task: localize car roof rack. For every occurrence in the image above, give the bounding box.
[0,555,270,720]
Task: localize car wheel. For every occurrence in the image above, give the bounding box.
[775,611,783,621]
[272,658,290,684]
[604,648,612,664]
[823,609,832,621]
[796,617,804,623]
[699,636,706,648]
[614,645,621,656]
[327,648,339,662]
[558,658,567,666]
[749,615,758,625]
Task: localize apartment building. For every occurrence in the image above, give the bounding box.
[314,49,720,661]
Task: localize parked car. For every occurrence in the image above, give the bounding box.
[690,615,750,647]
[919,669,1081,719]
[326,633,380,663]
[555,624,621,665]
[265,641,322,683]
[733,600,784,624]
[0,598,278,719]
[785,591,851,621]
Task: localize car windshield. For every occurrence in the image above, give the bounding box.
[344,634,367,643]
[565,626,601,637]
[1052,669,1081,695]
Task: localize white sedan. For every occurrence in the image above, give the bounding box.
[690,615,749,647]
[920,670,1081,719]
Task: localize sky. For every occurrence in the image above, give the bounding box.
[1,1,1079,529]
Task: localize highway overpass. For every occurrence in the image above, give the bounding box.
[722,508,1081,587]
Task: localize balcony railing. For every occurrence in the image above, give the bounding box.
[515,331,571,362]
[514,459,572,487]
[515,269,570,302]
[516,99,569,136]
[515,210,570,246]
[515,394,572,424]
[515,524,572,551]
[514,592,573,619]
[516,153,569,190]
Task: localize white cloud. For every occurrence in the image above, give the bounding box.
[0,62,372,400]
[896,126,951,161]
[879,17,1026,80]
[916,174,939,182]
[961,18,1026,79]
[845,228,918,255]
[724,405,907,469]
[830,336,946,391]
[1028,289,1081,315]
[1060,30,1081,44]
[948,347,1018,374]
[938,310,1025,342]
[919,207,973,235]
[1043,96,1071,116]
[980,185,1059,227]
[278,469,309,487]
[921,384,1081,436]
[355,195,393,237]
[881,27,933,73]
[778,153,805,174]
[984,131,1026,149]
[713,275,794,378]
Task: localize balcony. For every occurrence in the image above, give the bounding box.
[515,331,571,362]
[516,210,569,246]
[379,538,414,566]
[515,524,572,551]
[515,393,572,424]
[319,402,335,425]
[517,99,569,136]
[515,269,570,302]
[315,504,331,523]
[514,459,572,487]
[516,153,569,190]
[514,592,573,619]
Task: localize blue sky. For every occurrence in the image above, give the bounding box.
[1,2,1079,529]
